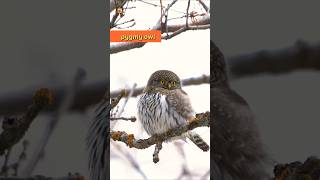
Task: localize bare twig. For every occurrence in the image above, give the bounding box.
[197,0,209,12]
[162,24,210,40]
[110,117,136,122]
[111,84,136,130]
[200,169,210,180]
[112,142,148,180]
[9,140,29,176]
[185,0,191,28]
[152,143,162,163]
[117,83,137,117]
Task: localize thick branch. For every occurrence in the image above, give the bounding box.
[0,80,107,115]
[227,40,320,80]
[111,112,210,149]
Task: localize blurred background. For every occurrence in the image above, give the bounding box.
[0,0,107,179]
[214,0,320,175]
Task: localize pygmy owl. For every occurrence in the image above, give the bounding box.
[137,70,209,151]
[211,41,271,180]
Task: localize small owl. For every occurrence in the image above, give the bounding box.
[137,70,209,151]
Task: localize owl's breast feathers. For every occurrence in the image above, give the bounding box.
[138,88,193,135]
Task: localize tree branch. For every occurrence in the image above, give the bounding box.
[0,175,84,180]
[0,88,52,156]
[227,40,320,80]
[0,80,107,115]
[111,112,209,150]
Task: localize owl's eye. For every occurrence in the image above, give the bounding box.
[160,80,165,84]
[172,81,176,86]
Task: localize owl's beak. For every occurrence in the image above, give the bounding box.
[167,83,172,89]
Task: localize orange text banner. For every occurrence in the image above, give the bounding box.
[110,30,162,42]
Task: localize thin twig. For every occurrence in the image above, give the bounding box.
[1,148,11,176]
[9,140,29,176]
[197,0,209,12]
[152,143,162,163]
[111,84,137,130]
[112,142,148,180]
[110,117,136,122]
[185,0,191,28]
[200,169,210,180]
[162,24,210,40]
[117,83,137,117]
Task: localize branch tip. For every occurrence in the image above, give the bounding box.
[33,88,53,106]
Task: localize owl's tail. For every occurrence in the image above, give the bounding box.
[187,131,210,152]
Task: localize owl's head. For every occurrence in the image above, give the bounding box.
[146,70,182,90]
[211,41,228,86]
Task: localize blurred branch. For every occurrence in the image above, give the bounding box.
[111,112,209,162]
[0,80,107,115]
[20,69,86,176]
[200,169,210,180]
[0,175,84,180]
[0,88,52,156]
[111,142,148,180]
[1,148,11,176]
[9,140,29,176]
[273,156,320,180]
[110,74,209,98]
[227,40,320,80]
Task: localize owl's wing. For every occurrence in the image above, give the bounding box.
[166,89,194,119]
[87,93,109,180]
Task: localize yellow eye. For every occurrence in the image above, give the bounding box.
[160,80,165,84]
[172,81,176,86]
